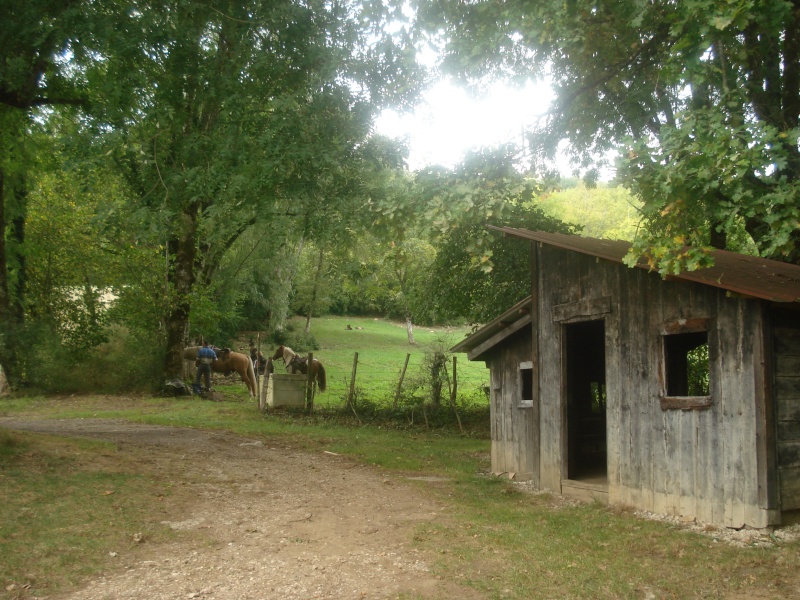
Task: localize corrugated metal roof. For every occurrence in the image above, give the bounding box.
[490,227,800,304]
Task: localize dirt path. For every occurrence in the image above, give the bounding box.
[1,417,484,600]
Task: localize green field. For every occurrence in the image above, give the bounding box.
[3,353,800,598]
[258,315,490,408]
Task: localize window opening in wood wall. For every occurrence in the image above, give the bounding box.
[663,331,709,396]
[520,364,533,402]
[590,381,606,414]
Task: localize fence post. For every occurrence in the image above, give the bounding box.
[449,356,463,434]
[347,352,359,408]
[450,355,458,404]
[255,332,261,388]
[305,352,314,414]
[394,353,411,409]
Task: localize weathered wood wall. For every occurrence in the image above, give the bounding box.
[774,309,800,510]
[534,243,777,528]
[486,328,538,482]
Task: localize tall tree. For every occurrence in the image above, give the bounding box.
[96,0,423,378]
[417,0,800,271]
[0,0,106,384]
[418,147,576,323]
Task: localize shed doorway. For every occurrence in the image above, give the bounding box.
[564,319,607,484]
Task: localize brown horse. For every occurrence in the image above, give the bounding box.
[271,345,326,392]
[184,346,257,397]
[249,346,272,375]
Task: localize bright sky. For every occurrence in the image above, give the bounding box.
[375,79,555,171]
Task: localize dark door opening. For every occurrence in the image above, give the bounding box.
[565,319,607,482]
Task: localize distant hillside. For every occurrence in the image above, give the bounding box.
[535,182,642,241]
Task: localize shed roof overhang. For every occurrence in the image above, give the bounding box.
[490,227,800,304]
[450,296,532,360]
[450,228,800,362]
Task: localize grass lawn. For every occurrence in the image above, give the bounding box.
[260,315,490,408]
[2,395,800,599]
[2,317,800,599]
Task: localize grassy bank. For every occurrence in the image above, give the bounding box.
[2,317,799,599]
[3,396,800,599]
[252,316,490,408]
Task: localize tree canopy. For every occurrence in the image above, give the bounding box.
[417,0,800,271]
[0,0,426,386]
[16,1,796,392]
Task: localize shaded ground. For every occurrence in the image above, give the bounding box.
[1,417,485,600]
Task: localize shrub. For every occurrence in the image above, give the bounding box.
[269,322,319,353]
[18,324,162,394]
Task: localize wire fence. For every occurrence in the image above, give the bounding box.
[257,349,490,411]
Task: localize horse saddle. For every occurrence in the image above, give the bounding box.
[288,355,308,373]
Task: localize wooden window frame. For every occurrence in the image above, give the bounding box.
[658,318,713,411]
[518,361,533,408]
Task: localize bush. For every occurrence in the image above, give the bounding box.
[16,323,162,394]
[269,322,319,353]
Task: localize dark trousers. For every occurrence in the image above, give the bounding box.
[195,363,212,391]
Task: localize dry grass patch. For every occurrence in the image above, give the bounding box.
[0,429,180,599]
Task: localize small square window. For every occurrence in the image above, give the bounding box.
[663,331,709,397]
[519,361,533,408]
[521,367,533,401]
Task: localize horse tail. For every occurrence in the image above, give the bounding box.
[246,358,257,396]
[316,362,326,392]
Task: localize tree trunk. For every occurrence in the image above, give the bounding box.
[304,246,324,334]
[0,167,8,319]
[405,313,416,345]
[709,220,727,250]
[11,190,26,324]
[162,210,197,380]
[0,167,11,388]
[270,237,304,332]
[0,173,27,388]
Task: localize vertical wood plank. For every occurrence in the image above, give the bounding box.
[530,243,541,487]
[605,260,622,497]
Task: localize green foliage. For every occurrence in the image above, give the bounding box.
[418,149,576,323]
[1,0,428,388]
[687,343,710,397]
[304,147,580,326]
[290,244,336,321]
[621,112,796,272]
[17,324,163,395]
[418,0,800,269]
[535,183,643,241]
[269,321,319,353]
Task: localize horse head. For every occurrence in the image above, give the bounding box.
[271,345,285,361]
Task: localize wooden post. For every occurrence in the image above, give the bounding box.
[305,352,314,414]
[259,372,267,413]
[450,355,458,404]
[394,353,411,409]
[449,356,463,434]
[255,332,261,388]
[348,352,359,408]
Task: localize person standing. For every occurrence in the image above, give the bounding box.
[195,341,217,393]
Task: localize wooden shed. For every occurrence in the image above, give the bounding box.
[452,229,800,529]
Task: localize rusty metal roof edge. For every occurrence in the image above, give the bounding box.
[450,295,532,353]
[488,226,800,304]
[488,226,631,262]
